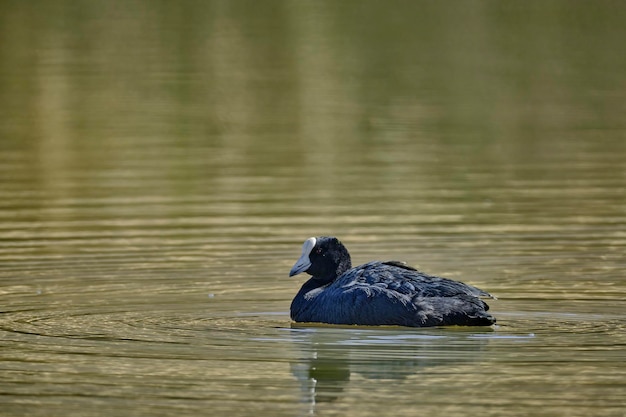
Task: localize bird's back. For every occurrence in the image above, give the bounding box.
[340,261,495,299]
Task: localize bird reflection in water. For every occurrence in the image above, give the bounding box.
[289,325,491,412]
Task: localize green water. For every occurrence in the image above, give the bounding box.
[1,1,625,416]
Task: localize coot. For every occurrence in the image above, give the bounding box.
[289,236,496,327]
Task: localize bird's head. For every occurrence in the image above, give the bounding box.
[289,236,352,282]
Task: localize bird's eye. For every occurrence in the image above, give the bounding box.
[315,247,323,254]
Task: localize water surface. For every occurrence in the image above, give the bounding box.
[1,1,625,416]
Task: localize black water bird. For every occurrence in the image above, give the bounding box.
[288,236,496,327]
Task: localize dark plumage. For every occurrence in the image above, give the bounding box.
[288,236,496,327]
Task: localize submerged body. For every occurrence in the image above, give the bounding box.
[289,237,496,327]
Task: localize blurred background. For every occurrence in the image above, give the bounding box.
[1,1,625,416]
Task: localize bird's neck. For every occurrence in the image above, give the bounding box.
[336,257,352,278]
[312,257,352,284]
[298,277,327,293]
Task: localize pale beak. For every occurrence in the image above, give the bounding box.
[289,237,316,277]
[289,255,311,277]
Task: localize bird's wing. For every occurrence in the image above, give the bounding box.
[316,276,492,327]
[339,261,494,299]
[311,279,423,326]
